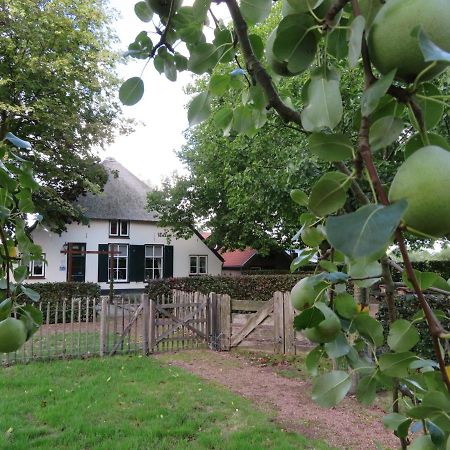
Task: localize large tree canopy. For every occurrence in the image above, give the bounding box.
[0,0,131,232]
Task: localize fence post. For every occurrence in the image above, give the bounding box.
[219,294,231,351]
[142,294,150,355]
[208,292,219,350]
[100,296,108,357]
[273,292,285,354]
[283,292,296,355]
[149,299,156,353]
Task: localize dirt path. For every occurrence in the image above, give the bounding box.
[156,350,398,450]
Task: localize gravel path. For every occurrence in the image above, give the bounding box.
[157,350,398,450]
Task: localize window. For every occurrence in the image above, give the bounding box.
[29,254,45,278]
[108,244,128,281]
[145,245,164,280]
[109,220,129,237]
[189,255,207,275]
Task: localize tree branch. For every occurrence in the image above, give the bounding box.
[224,0,303,126]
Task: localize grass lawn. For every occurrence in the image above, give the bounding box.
[0,356,333,449]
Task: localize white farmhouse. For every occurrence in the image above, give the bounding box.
[28,158,223,292]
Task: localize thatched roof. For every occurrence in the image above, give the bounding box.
[76,158,159,221]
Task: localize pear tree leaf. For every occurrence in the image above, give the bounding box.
[369,115,404,151]
[301,68,343,131]
[119,77,144,106]
[412,83,444,131]
[379,352,416,377]
[134,1,153,22]
[335,293,357,319]
[285,0,323,13]
[326,201,407,259]
[188,43,219,74]
[387,319,420,352]
[20,285,40,302]
[305,345,324,376]
[357,374,378,405]
[324,333,351,359]
[273,14,318,74]
[312,370,352,407]
[354,314,384,347]
[409,435,435,450]
[239,0,272,24]
[348,15,365,67]
[402,270,438,291]
[290,249,316,272]
[188,92,211,127]
[308,171,350,217]
[290,189,308,206]
[308,132,353,161]
[13,265,28,284]
[361,69,396,116]
[383,413,410,431]
[209,74,230,96]
[348,258,381,288]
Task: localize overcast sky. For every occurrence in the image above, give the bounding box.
[101,1,229,187]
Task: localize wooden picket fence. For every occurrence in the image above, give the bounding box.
[5,289,372,365]
[2,291,214,365]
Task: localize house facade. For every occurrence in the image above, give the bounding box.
[28,158,223,291]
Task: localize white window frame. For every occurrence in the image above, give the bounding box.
[145,245,164,280]
[189,255,208,275]
[29,254,45,278]
[109,220,129,237]
[108,244,129,282]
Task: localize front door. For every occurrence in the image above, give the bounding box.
[67,243,86,282]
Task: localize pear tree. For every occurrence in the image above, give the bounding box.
[122,0,450,447]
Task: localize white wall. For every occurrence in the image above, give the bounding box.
[29,220,222,290]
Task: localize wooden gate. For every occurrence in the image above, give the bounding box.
[151,291,210,352]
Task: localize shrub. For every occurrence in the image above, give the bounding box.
[147,275,304,302]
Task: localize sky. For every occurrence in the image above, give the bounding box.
[101,1,230,187]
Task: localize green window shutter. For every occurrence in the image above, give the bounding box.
[163,245,174,278]
[129,245,145,282]
[98,244,109,282]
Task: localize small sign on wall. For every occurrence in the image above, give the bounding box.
[59,265,66,272]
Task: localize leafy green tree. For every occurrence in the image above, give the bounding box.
[0,0,131,233]
[123,0,450,447]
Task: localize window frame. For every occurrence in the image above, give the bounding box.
[29,254,46,279]
[144,244,164,280]
[108,243,129,282]
[109,220,129,238]
[189,255,208,275]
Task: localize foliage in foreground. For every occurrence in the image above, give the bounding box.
[0,356,332,450]
[122,0,450,447]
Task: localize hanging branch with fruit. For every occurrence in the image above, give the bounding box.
[0,131,44,355]
[122,0,450,447]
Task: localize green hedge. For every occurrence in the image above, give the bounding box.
[147,275,304,301]
[23,282,101,324]
[23,282,101,302]
[377,294,450,360]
